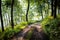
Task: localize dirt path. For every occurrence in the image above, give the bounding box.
[11,23,49,40]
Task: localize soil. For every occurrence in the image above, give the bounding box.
[11,23,49,40]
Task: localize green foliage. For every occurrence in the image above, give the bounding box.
[0,22,28,40]
[0,30,2,33]
[0,29,17,40]
[14,22,28,29]
[3,0,20,7]
[28,21,36,25]
[41,16,60,40]
[20,22,28,26]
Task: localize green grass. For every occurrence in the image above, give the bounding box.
[0,22,28,40]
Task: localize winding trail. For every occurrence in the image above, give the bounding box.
[11,23,49,40]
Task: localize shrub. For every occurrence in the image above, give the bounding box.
[41,16,60,40]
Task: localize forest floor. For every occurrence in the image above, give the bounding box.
[11,23,49,40]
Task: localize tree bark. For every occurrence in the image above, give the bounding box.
[41,5,43,19]
[0,0,4,32]
[11,0,14,29]
[54,0,57,18]
[51,0,54,16]
[47,0,49,16]
[58,8,60,14]
[26,0,30,22]
[51,0,57,18]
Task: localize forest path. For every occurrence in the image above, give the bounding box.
[11,23,49,40]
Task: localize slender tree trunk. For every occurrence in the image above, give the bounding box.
[58,8,60,14]
[51,0,53,16]
[51,0,57,18]
[26,0,30,22]
[41,5,43,19]
[45,10,47,16]
[11,0,14,29]
[54,0,57,18]
[0,0,4,32]
[44,2,47,17]
[47,0,49,16]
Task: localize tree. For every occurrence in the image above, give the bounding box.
[54,0,57,18]
[46,0,50,16]
[51,0,57,18]
[40,5,43,19]
[0,0,4,31]
[26,0,30,22]
[11,0,14,28]
[57,0,60,14]
[4,0,21,28]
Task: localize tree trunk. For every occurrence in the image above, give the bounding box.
[58,8,60,14]
[41,5,43,19]
[51,0,54,16]
[51,0,57,18]
[44,2,47,17]
[26,0,30,22]
[54,0,57,18]
[47,1,49,16]
[11,0,14,29]
[0,0,4,32]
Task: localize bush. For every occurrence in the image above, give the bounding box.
[14,22,28,29]
[41,16,60,40]
[0,28,21,40]
[28,21,36,25]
